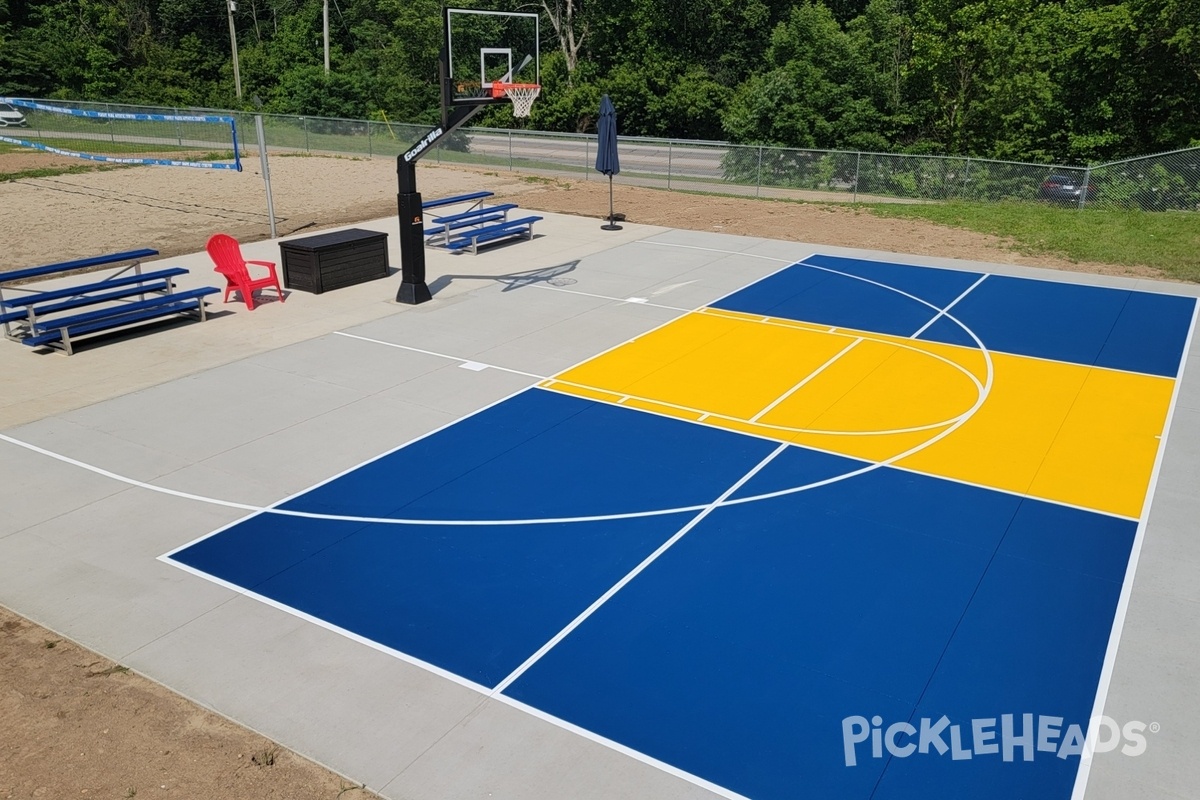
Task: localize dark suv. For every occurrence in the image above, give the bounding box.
[1038,173,1097,203]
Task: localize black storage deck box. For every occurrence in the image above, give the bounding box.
[278,228,389,294]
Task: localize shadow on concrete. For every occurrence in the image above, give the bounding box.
[427,259,580,295]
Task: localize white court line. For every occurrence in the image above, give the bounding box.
[332,331,546,379]
[749,338,863,423]
[1070,299,1200,800]
[490,442,790,696]
[910,273,990,339]
[529,282,688,311]
[492,693,751,800]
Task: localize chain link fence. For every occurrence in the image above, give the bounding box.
[10,99,1199,212]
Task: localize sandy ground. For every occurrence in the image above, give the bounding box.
[0,149,1164,279]
[0,148,1169,800]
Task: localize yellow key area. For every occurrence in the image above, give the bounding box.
[544,310,1173,519]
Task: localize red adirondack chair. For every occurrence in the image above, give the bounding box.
[206,233,285,310]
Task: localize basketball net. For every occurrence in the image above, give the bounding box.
[491,82,541,118]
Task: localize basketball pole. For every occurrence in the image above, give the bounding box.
[394,47,496,305]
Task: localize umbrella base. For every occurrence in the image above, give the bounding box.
[601,224,623,231]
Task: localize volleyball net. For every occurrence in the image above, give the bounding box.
[0,98,242,171]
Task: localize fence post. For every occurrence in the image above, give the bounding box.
[254,114,277,239]
[302,117,309,153]
[963,158,971,199]
[509,130,513,170]
[367,122,373,158]
[756,146,763,197]
[585,137,590,180]
[1078,167,1091,210]
[667,142,673,190]
[853,152,861,202]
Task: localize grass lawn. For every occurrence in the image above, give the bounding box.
[870,200,1200,283]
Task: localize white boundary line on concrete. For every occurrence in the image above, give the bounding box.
[1070,299,1200,800]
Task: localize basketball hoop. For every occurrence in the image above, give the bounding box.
[491,81,541,118]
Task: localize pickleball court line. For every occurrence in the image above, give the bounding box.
[749,337,863,422]
[909,273,990,339]
[490,442,790,696]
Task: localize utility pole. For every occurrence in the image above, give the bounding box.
[323,0,330,74]
[226,0,242,99]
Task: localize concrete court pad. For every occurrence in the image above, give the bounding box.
[0,212,1198,800]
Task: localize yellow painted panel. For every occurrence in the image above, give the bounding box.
[624,324,857,421]
[898,353,1088,496]
[546,312,1175,516]
[1028,368,1173,518]
[758,338,980,434]
[823,324,992,386]
[554,312,731,391]
[560,312,860,421]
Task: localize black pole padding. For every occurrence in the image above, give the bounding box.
[396,164,430,304]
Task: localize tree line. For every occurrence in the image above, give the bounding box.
[1,0,1198,164]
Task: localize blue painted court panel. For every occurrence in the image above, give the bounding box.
[711,256,981,338]
[916,275,1195,377]
[505,459,1135,800]
[171,390,778,686]
[177,512,694,686]
[874,502,1135,799]
[279,388,775,520]
[715,256,1195,378]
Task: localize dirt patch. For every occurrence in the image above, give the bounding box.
[499,178,1165,280]
[0,606,376,800]
[0,149,1167,280]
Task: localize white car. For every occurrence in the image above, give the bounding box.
[0,102,28,127]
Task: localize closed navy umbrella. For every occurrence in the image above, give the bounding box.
[595,94,621,230]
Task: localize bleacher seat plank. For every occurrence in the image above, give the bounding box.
[420,191,494,211]
[445,216,543,255]
[22,287,220,354]
[430,204,518,226]
[1,268,188,308]
[0,249,159,285]
[423,213,506,237]
[0,280,172,325]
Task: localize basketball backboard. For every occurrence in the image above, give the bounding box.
[445,7,540,105]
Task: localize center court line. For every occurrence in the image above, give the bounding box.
[489,441,790,696]
[909,273,990,339]
[749,337,863,422]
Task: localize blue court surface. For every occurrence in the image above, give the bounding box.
[166,254,1196,800]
